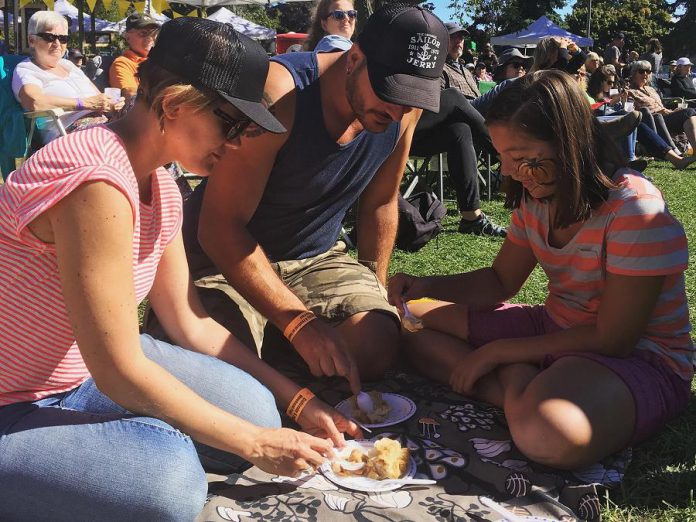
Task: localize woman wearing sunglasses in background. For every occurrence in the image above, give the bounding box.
[0,19,359,521]
[588,65,696,170]
[492,47,532,84]
[12,11,125,144]
[628,60,696,157]
[304,0,356,52]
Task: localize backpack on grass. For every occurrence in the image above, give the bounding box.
[396,191,446,252]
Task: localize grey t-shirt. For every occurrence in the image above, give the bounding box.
[604,44,620,65]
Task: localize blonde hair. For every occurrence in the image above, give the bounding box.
[28,11,68,36]
[137,60,216,130]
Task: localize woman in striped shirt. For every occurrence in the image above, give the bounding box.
[0,19,358,521]
[389,70,692,470]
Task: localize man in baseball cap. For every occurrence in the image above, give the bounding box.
[670,57,696,100]
[172,5,448,393]
[440,20,479,99]
[109,13,161,102]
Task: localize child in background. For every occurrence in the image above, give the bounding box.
[389,70,693,470]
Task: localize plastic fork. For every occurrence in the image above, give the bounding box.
[377,478,436,488]
[402,301,424,332]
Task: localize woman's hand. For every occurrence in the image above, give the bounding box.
[387,272,430,312]
[297,398,362,445]
[248,427,335,477]
[83,93,113,113]
[449,342,501,395]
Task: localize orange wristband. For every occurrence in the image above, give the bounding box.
[286,387,316,422]
[283,311,317,343]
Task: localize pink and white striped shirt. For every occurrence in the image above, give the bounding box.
[507,170,694,380]
[0,126,182,406]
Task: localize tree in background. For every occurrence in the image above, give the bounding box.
[235,5,280,32]
[663,0,695,56]
[565,0,672,53]
[446,0,564,36]
[266,2,312,34]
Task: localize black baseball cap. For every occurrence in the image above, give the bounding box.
[125,13,160,31]
[445,22,468,36]
[148,18,285,133]
[357,4,449,112]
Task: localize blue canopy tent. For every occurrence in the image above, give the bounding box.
[490,16,593,49]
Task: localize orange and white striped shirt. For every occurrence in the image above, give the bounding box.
[0,126,182,406]
[507,170,693,380]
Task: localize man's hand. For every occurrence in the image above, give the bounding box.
[292,320,362,395]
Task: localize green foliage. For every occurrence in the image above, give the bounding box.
[234,5,280,32]
[266,3,312,34]
[565,0,672,52]
[662,0,696,57]
[446,0,563,36]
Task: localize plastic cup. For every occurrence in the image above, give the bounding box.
[609,88,619,96]
[624,100,634,112]
[104,87,122,103]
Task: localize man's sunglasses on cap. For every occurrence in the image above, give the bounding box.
[36,33,69,44]
[326,9,357,21]
[214,108,251,141]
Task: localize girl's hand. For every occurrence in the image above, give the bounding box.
[297,398,363,445]
[387,272,429,312]
[449,343,500,395]
[248,427,334,477]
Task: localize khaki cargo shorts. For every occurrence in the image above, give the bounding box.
[191,243,399,354]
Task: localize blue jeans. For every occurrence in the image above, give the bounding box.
[0,334,281,522]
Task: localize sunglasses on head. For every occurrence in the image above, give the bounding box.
[36,32,69,44]
[213,108,251,141]
[326,9,357,21]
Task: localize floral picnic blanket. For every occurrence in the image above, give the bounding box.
[198,353,629,522]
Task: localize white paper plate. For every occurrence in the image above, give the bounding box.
[320,439,417,493]
[335,393,417,428]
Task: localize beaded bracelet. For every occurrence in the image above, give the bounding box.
[286,387,316,422]
[76,98,84,110]
[283,311,317,343]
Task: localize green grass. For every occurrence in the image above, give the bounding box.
[388,162,696,521]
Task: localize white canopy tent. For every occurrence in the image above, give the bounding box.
[206,7,275,39]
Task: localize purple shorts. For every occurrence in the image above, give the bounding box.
[468,303,691,445]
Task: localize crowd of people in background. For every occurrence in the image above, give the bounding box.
[0,5,695,520]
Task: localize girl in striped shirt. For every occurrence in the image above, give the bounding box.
[0,19,358,521]
[389,70,692,470]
